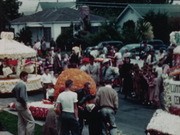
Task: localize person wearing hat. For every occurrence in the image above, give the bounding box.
[121,55,134,99]
[87,56,100,85]
[80,58,90,74]
[101,59,115,85]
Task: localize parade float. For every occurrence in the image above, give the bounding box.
[8,68,97,120]
[54,68,96,100]
[0,32,42,94]
[146,31,180,135]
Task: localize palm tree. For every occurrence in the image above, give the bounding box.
[136,19,154,42]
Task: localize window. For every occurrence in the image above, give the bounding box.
[43,27,51,42]
[61,27,71,34]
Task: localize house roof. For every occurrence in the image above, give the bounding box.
[129,4,180,17]
[36,2,76,12]
[117,4,180,21]
[11,8,106,24]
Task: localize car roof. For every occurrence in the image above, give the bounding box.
[101,41,123,43]
[97,41,123,48]
[121,43,153,49]
[147,39,164,44]
[123,43,141,47]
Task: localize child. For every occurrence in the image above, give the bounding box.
[148,71,157,106]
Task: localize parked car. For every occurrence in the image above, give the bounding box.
[119,43,153,58]
[84,41,123,56]
[95,41,124,50]
[146,39,168,51]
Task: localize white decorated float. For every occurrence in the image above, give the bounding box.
[0,32,42,94]
[146,31,180,135]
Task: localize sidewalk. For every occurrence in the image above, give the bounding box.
[0,131,13,135]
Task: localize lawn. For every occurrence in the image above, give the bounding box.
[0,111,43,135]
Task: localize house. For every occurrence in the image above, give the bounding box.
[19,0,75,15]
[116,4,180,30]
[11,7,106,45]
[35,2,76,12]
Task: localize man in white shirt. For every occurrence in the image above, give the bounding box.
[41,68,53,99]
[56,79,80,135]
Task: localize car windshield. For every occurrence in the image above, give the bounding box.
[119,46,130,53]
[97,41,123,48]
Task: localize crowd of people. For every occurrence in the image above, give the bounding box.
[35,39,175,107]
[11,38,177,135]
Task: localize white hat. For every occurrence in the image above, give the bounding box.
[103,58,110,64]
[123,52,131,58]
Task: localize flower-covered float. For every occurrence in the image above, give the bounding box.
[9,68,97,120]
[54,68,96,100]
[146,31,180,135]
[0,32,42,94]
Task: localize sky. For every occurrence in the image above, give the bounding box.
[173,0,180,4]
[19,0,75,15]
[19,0,180,15]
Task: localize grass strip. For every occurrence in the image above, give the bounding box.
[0,111,42,135]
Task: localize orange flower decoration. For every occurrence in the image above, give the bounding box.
[54,68,96,100]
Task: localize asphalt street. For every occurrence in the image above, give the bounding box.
[116,94,155,135]
[0,91,156,135]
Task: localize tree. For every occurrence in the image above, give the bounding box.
[82,20,122,47]
[143,11,170,43]
[136,20,154,41]
[121,20,138,44]
[169,18,180,32]
[16,27,32,46]
[56,23,74,51]
[0,0,21,32]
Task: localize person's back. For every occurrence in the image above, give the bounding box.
[58,90,77,113]
[96,82,118,135]
[13,82,28,105]
[96,86,118,110]
[56,79,80,135]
